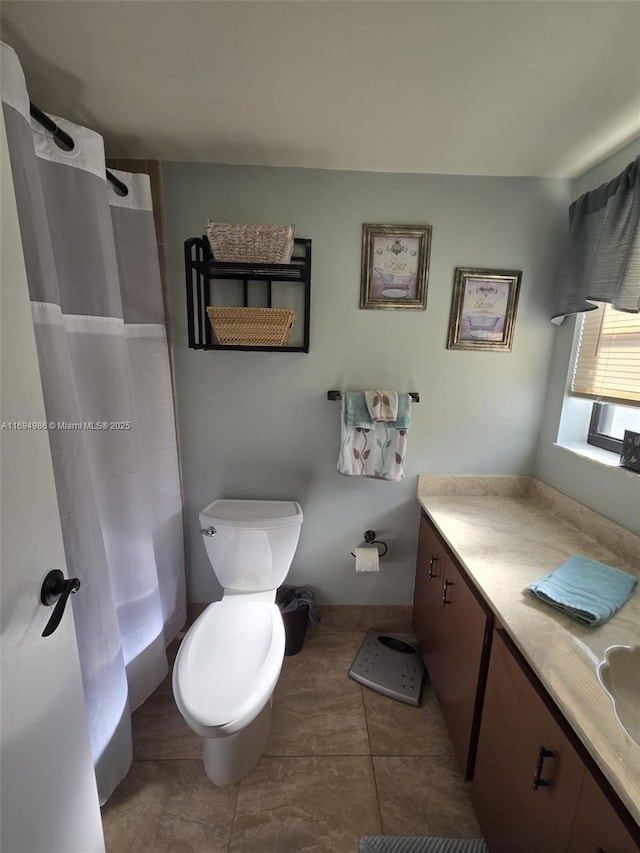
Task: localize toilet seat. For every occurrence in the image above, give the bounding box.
[173,598,285,737]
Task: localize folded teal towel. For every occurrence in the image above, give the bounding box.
[344,392,411,430]
[528,555,637,627]
[344,392,374,428]
[393,393,412,429]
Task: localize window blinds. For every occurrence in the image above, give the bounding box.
[571,302,640,406]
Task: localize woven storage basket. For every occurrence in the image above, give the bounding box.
[207,307,295,347]
[206,222,295,263]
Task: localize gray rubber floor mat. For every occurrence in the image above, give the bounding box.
[359,837,489,853]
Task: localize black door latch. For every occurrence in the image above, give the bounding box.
[40,569,81,637]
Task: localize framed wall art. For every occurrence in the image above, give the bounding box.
[360,224,431,310]
[447,267,522,351]
[620,430,640,473]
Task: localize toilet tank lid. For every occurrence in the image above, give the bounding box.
[200,499,303,529]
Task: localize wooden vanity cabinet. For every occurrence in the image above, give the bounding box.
[413,511,492,778]
[413,512,447,677]
[433,556,492,779]
[567,768,640,853]
[472,629,585,853]
[473,629,640,853]
[413,507,640,849]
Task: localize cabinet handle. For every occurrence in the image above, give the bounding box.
[442,579,453,606]
[428,555,439,579]
[532,744,554,789]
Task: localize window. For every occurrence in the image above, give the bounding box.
[571,302,640,453]
[588,402,640,453]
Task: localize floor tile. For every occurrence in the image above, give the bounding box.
[266,631,369,756]
[131,672,201,760]
[363,684,456,758]
[319,605,413,634]
[229,756,382,853]
[302,626,364,656]
[103,607,485,850]
[373,754,482,838]
[101,759,236,852]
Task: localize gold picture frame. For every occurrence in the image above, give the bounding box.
[447,267,522,351]
[360,224,431,310]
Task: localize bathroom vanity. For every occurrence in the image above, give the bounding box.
[414,476,640,852]
[413,514,493,779]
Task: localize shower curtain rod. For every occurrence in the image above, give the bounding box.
[29,102,129,197]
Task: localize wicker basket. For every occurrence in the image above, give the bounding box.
[207,307,295,347]
[206,222,295,263]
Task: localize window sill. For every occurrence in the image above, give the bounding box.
[553,440,633,472]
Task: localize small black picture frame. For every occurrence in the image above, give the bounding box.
[620,430,640,473]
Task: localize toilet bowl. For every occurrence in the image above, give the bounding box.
[172,499,303,785]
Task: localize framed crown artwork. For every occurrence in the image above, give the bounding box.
[447,267,522,352]
[360,224,431,311]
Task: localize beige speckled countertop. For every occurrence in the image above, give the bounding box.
[417,475,640,826]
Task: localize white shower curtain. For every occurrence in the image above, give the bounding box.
[1,42,186,803]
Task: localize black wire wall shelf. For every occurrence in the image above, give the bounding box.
[184,236,312,352]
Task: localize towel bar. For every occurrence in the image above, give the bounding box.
[327,389,419,402]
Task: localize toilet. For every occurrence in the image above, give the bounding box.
[172,499,303,785]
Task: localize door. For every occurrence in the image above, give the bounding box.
[472,630,585,853]
[412,512,445,678]
[433,557,491,778]
[567,768,640,853]
[0,112,105,852]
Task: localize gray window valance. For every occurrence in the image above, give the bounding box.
[551,155,639,321]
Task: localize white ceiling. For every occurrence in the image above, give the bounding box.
[2,1,639,177]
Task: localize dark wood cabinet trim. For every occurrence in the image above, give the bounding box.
[467,622,493,780]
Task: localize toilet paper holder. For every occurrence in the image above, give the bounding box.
[351,530,388,559]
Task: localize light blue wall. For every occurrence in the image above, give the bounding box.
[534,137,640,535]
[163,162,569,604]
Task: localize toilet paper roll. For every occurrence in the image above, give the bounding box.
[355,546,380,573]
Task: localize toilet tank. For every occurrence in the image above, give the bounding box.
[199,499,303,592]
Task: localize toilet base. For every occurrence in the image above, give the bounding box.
[202,699,273,786]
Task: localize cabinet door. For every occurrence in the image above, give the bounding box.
[568,769,640,853]
[412,513,446,678]
[472,630,585,853]
[433,556,491,778]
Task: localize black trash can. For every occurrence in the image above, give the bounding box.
[281,606,309,656]
[276,585,317,656]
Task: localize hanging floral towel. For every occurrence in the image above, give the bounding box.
[337,393,410,481]
[365,390,398,422]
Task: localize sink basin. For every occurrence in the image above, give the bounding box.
[597,645,640,747]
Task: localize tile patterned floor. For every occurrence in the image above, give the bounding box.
[101,606,481,852]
